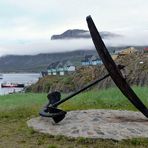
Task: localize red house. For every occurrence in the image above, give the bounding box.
[144,48,148,53]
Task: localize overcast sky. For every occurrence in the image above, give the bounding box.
[0,0,148,56]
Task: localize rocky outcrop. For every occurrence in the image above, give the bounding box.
[51,29,90,40]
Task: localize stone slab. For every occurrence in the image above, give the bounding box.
[27,109,148,140]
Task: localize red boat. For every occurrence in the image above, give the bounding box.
[1,83,24,88]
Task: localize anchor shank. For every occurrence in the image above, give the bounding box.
[51,73,110,108]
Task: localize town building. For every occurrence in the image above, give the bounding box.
[144,47,148,53]
[47,60,76,76]
[81,55,102,66]
[115,47,138,56]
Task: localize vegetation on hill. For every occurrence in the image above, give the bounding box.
[27,52,148,93]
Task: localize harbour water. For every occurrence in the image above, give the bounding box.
[0,73,40,95]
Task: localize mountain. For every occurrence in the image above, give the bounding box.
[51,29,119,40]
[0,45,145,73]
[0,50,97,72]
[0,26,146,73]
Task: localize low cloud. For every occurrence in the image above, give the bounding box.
[105,29,148,46]
[0,39,94,56]
[0,29,148,57]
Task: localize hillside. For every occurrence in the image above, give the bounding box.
[0,47,124,72]
[0,50,96,72]
[0,46,146,72]
[27,52,148,93]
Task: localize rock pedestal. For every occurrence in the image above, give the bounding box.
[27,109,148,140]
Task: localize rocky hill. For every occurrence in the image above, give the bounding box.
[27,52,148,93]
[51,29,119,40]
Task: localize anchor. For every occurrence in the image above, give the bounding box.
[39,16,148,123]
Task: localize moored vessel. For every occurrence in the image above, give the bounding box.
[1,83,24,88]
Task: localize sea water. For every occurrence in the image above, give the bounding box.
[0,73,40,95]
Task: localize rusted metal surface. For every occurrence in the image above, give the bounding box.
[86,15,148,118]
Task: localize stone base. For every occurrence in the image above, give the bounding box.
[27,109,148,140]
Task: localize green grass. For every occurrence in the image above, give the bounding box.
[60,86,148,111]
[1,86,147,112]
[0,86,148,147]
[0,93,46,111]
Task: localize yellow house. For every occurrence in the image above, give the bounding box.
[118,47,137,56]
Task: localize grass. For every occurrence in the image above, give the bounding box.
[60,86,148,111]
[0,93,46,111]
[0,86,148,147]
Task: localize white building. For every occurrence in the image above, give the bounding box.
[47,60,76,76]
[81,55,102,66]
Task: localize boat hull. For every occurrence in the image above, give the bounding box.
[1,84,24,88]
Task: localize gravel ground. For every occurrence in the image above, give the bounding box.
[27,109,148,141]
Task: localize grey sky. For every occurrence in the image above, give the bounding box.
[0,0,148,56]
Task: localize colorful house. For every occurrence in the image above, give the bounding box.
[81,55,102,66]
[115,47,137,56]
[144,48,148,53]
[63,60,76,72]
[47,61,61,75]
[47,60,76,76]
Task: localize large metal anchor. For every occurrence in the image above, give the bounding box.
[39,66,124,123]
[39,16,148,123]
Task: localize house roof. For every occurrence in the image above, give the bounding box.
[115,47,137,55]
[62,60,73,66]
[144,48,148,51]
[47,61,61,69]
[81,55,100,62]
[47,60,74,69]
